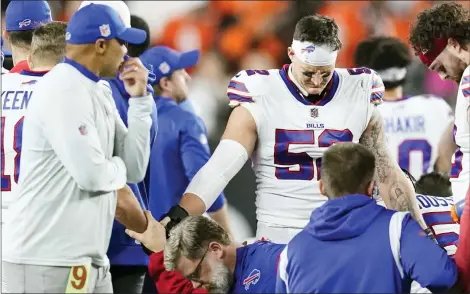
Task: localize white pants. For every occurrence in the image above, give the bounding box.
[256,221,303,244]
[2,261,112,293]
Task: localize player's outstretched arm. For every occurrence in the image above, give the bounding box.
[359,108,427,229]
[178,106,257,215]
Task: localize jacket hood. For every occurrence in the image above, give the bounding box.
[306,194,384,241]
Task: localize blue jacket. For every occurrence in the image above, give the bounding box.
[231,241,285,293]
[106,77,158,266]
[276,194,458,293]
[146,97,225,221]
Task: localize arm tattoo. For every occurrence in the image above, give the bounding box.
[360,108,414,212]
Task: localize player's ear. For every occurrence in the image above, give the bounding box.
[2,30,8,41]
[287,47,295,62]
[94,39,107,55]
[208,241,224,259]
[448,38,461,50]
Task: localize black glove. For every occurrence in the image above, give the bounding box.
[164,205,189,239]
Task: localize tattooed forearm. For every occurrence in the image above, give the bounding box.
[359,109,394,184]
[360,108,427,228]
[388,184,412,212]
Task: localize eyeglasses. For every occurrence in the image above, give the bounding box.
[186,247,209,283]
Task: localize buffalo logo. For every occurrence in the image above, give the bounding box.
[21,80,37,85]
[311,107,319,118]
[99,24,111,38]
[301,45,315,54]
[243,269,261,290]
[18,19,32,28]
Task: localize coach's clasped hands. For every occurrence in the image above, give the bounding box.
[125,210,168,253]
[119,57,149,97]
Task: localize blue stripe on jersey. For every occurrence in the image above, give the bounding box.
[227,92,253,103]
[462,86,470,98]
[228,80,249,93]
[462,75,470,85]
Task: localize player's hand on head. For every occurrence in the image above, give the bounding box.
[119,57,149,97]
[125,210,166,253]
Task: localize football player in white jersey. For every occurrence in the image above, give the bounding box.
[409,2,470,205]
[1,21,67,225]
[354,36,454,180]
[162,14,428,243]
[409,3,470,288]
[408,172,460,293]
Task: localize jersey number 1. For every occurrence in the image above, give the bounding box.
[1,116,24,191]
[274,129,353,180]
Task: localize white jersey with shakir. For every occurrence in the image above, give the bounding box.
[227,66,383,229]
[451,66,470,203]
[378,95,453,180]
[1,72,40,224]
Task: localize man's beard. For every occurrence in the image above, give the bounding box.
[207,260,233,294]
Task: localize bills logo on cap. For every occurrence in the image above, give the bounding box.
[99,24,111,38]
[311,107,319,118]
[18,19,32,28]
[159,62,171,74]
[301,45,316,54]
[243,269,261,290]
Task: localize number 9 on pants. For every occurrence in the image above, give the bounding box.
[66,263,91,293]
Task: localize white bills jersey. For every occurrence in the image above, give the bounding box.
[411,194,459,293]
[416,194,459,255]
[378,95,453,180]
[451,66,470,203]
[1,71,41,224]
[227,65,383,230]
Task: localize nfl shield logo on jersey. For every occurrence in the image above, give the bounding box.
[311,108,319,118]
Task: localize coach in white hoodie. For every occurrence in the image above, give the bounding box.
[2,4,153,293]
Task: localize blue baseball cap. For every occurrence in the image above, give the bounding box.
[5,1,52,31]
[139,46,200,84]
[66,4,146,45]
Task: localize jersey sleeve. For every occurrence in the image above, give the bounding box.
[370,70,385,106]
[460,69,470,99]
[226,70,261,108]
[226,70,266,130]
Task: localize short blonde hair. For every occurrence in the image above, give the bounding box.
[164,216,231,271]
[30,21,67,66]
[321,142,376,198]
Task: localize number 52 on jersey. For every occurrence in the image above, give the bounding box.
[274,128,353,181]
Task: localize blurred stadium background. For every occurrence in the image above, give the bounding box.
[1,0,464,241]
